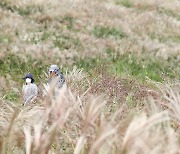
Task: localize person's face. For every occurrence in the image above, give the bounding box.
[49,71,57,79]
[26,78,31,84]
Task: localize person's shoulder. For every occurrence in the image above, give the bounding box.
[59,73,65,79]
[59,74,65,83]
[22,84,28,89]
[31,83,38,89]
[22,84,27,91]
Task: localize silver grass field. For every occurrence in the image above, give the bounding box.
[0,0,180,153]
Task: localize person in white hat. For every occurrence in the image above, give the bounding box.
[48,65,65,89]
[22,73,38,106]
[42,65,66,98]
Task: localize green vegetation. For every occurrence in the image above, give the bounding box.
[0,54,48,84]
[75,51,179,82]
[111,54,179,82]
[115,0,132,8]
[149,32,180,43]
[93,25,127,39]
[4,90,19,101]
[18,5,44,16]
[0,1,43,16]
[158,8,180,21]
[126,93,136,108]
[0,1,16,12]
[61,16,75,30]
[0,34,12,43]
[0,49,179,103]
[53,33,82,50]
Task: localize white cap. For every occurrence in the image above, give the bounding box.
[49,65,59,71]
[48,65,61,75]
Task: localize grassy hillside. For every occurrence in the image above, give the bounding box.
[0,0,180,153]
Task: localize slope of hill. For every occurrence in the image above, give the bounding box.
[0,0,180,153]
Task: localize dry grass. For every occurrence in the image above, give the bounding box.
[0,0,179,60]
[0,0,180,153]
[0,70,179,153]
